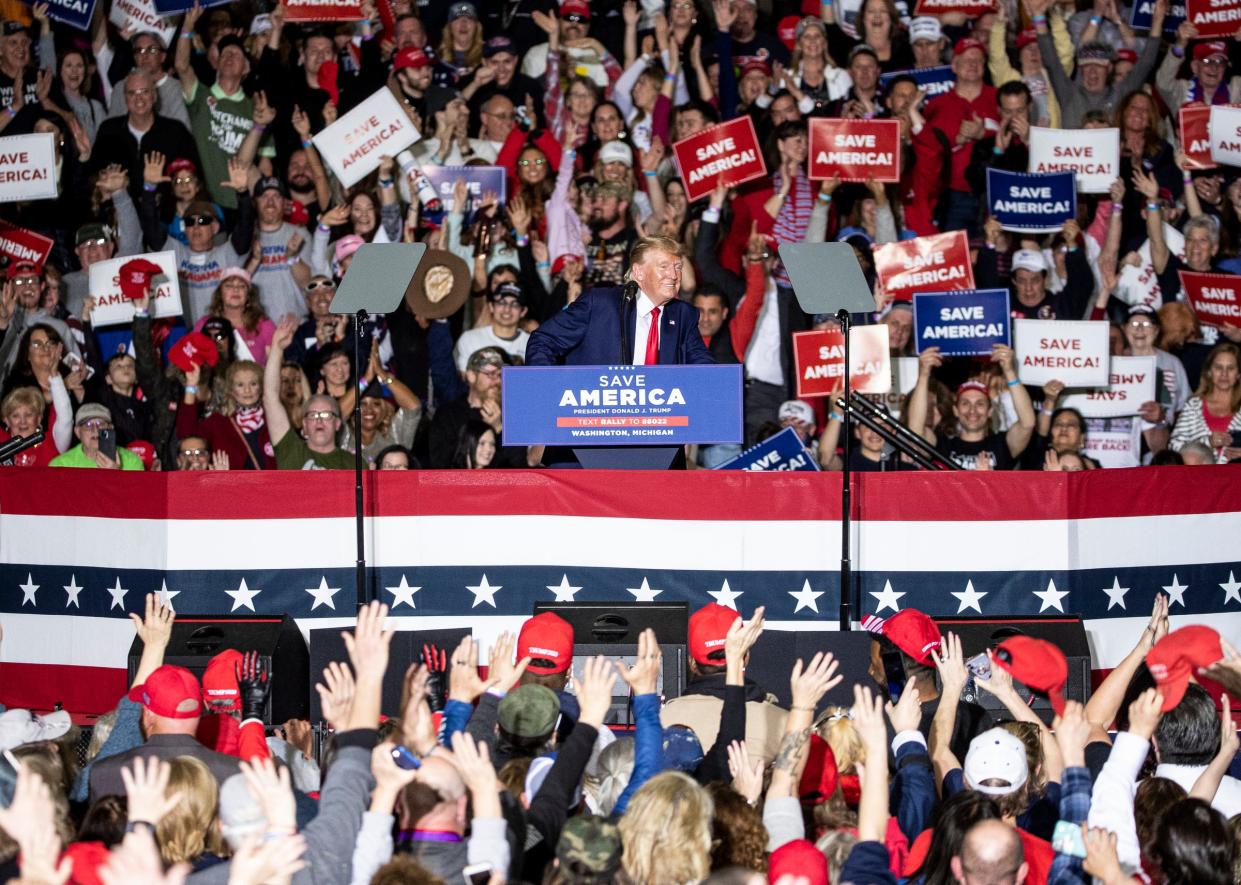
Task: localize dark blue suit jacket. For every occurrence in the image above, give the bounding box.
[525,287,715,366]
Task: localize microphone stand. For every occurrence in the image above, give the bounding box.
[838,309,852,632]
[619,283,636,364]
[841,392,959,471]
[353,310,367,608]
[0,429,44,465]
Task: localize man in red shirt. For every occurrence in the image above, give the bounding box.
[925,38,998,238]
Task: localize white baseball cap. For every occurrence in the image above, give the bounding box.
[909,17,943,43]
[0,708,72,753]
[963,727,1029,796]
[1011,249,1048,274]
[598,140,634,168]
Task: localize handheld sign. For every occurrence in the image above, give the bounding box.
[987,169,1076,234]
[152,0,228,13]
[0,133,59,203]
[1208,106,1241,168]
[873,230,975,303]
[914,0,996,14]
[1184,0,1241,36]
[88,251,182,327]
[284,0,362,19]
[45,0,96,30]
[715,426,820,472]
[913,289,1011,356]
[793,325,892,398]
[1180,271,1241,329]
[501,364,743,446]
[1060,356,1157,418]
[1028,126,1119,193]
[313,88,421,189]
[420,165,507,218]
[1013,319,1110,387]
[672,116,766,202]
[1130,0,1185,30]
[109,0,177,47]
[0,221,54,273]
[880,66,956,103]
[1179,105,1221,170]
[807,118,901,183]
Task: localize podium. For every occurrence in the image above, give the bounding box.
[502,364,744,469]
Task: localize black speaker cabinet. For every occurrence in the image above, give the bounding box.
[532,601,690,646]
[127,614,310,724]
[745,629,879,714]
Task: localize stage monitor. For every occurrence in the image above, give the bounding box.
[532,601,689,646]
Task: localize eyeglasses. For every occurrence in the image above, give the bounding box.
[173,175,197,185]
[78,238,108,248]
[564,13,588,21]
[205,330,229,341]
[518,157,546,167]
[483,110,515,120]
[180,448,208,457]
[185,214,214,227]
[29,339,57,350]
[490,297,522,309]
[12,276,40,286]
[78,420,113,430]
[124,87,153,96]
[134,45,163,55]
[306,279,336,291]
[1128,320,1154,329]
[672,0,696,7]
[475,367,502,379]
[305,410,339,421]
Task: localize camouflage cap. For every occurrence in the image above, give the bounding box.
[497,684,560,739]
[556,815,622,881]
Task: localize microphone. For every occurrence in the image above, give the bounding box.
[622,280,639,303]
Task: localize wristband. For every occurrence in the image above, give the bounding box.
[286,256,300,266]
[643,170,658,177]
[664,73,677,82]
[1171,45,1184,58]
[184,385,198,395]
[1066,246,1079,253]
[301,138,313,149]
[358,379,369,392]
[702,206,722,223]
[829,411,842,422]
[134,308,150,318]
[378,178,394,188]
[1146,201,1160,212]
[1006,378,1021,388]
[317,223,331,232]
[180,31,193,39]
[1182,172,1193,184]
[536,261,550,270]
[1089,15,1101,24]
[3,106,16,118]
[515,234,530,247]
[125,821,156,835]
[143,182,157,192]
[993,145,1004,156]
[253,123,266,132]
[818,192,832,203]
[1031,13,1047,22]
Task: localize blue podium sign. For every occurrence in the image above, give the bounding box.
[715,427,819,472]
[502,364,744,446]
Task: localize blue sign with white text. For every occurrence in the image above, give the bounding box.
[880,65,955,101]
[45,0,96,30]
[420,165,507,224]
[715,427,820,472]
[502,364,743,446]
[987,169,1077,234]
[1130,0,1184,32]
[152,0,229,17]
[913,288,1011,357]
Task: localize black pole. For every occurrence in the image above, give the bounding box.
[354,309,367,608]
[838,308,852,631]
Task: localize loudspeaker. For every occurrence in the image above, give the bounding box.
[127,614,310,724]
[307,627,470,722]
[934,616,1092,721]
[744,630,879,715]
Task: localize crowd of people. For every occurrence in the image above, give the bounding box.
[0,592,1240,884]
[0,0,1240,472]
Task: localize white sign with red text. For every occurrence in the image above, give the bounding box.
[1060,356,1156,418]
[1208,106,1241,168]
[873,231,975,303]
[1027,126,1119,193]
[313,88,420,189]
[1013,319,1110,387]
[0,134,59,203]
[88,251,181,327]
[108,0,177,45]
[793,325,892,398]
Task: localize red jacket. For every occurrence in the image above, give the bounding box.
[925,86,999,194]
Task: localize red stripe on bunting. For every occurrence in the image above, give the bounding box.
[0,662,128,716]
[0,465,1237,522]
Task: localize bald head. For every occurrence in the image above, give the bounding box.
[398,755,468,833]
[952,819,1026,885]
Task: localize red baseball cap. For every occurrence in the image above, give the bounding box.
[953,37,986,58]
[6,260,37,281]
[125,440,156,469]
[128,665,202,719]
[393,45,430,70]
[168,331,220,373]
[1193,40,1228,63]
[201,649,243,711]
[798,734,839,803]
[739,58,772,79]
[1146,625,1224,712]
[561,0,591,20]
[118,258,163,300]
[1016,29,1038,50]
[769,840,828,885]
[777,15,800,50]
[877,609,943,665]
[994,635,1068,714]
[688,603,740,665]
[517,612,575,674]
[167,157,198,178]
[1116,48,1138,64]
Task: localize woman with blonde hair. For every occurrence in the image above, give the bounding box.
[619,771,713,885]
[176,359,276,469]
[434,3,483,86]
[157,756,225,868]
[1170,342,1241,463]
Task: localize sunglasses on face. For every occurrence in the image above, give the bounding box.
[305,410,339,421]
[518,157,547,166]
[180,448,208,457]
[185,214,214,227]
[173,175,197,185]
[306,279,336,291]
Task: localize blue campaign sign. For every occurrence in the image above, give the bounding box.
[153,0,229,16]
[1130,0,1185,31]
[45,0,96,30]
[501,364,743,446]
[913,288,1011,357]
[715,426,820,472]
[880,65,955,102]
[420,165,507,225]
[987,168,1077,234]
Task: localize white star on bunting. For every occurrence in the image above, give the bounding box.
[547,574,582,603]
[1033,578,1068,613]
[789,579,824,614]
[627,577,662,602]
[305,576,342,611]
[63,575,83,608]
[1221,571,1241,606]
[952,580,987,614]
[19,573,38,606]
[870,580,904,613]
[107,577,129,611]
[1161,574,1188,608]
[225,578,261,612]
[708,579,742,609]
[158,579,180,609]
[467,574,502,608]
[1102,576,1130,611]
[385,575,420,609]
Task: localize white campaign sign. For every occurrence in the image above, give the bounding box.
[0,133,59,202]
[1027,127,1119,193]
[1060,355,1156,418]
[1208,106,1241,168]
[1013,319,1110,387]
[312,88,420,189]
[880,356,920,416]
[88,251,182,327]
[109,0,177,45]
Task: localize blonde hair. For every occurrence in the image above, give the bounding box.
[2,385,46,422]
[585,737,634,816]
[817,709,863,774]
[620,771,713,885]
[156,756,223,865]
[218,360,263,418]
[624,236,686,282]
[437,20,482,69]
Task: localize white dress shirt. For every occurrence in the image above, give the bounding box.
[631,291,661,366]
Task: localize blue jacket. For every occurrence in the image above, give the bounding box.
[524,287,714,367]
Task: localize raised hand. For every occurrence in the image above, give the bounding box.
[291,105,312,139]
[314,660,355,731]
[144,151,169,186]
[576,655,619,728]
[1126,687,1164,740]
[726,740,763,804]
[615,627,662,695]
[447,635,495,703]
[790,651,842,711]
[226,833,307,885]
[222,155,250,192]
[129,592,175,649]
[252,90,276,126]
[885,677,922,734]
[931,631,968,696]
[239,756,297,832]
[1052,700,1092,767]
[235,650,271,723]
[488,631,531,695]
[121,757,181,826]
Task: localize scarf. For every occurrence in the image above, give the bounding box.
[234,405,265,433]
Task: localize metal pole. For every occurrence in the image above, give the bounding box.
[354,309,367,608]
[838,308,851,631]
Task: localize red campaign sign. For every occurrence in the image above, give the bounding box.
[1181,271,1241,329]
[873,230,975,303]
[1180,105,1215,169]
[1184,0,1241,36]
[914,0,997,16]
[672,116,767,203]
[793,327,891,398]
[284,0,362,21]
[808,118,901,183]
[0,220,53,273]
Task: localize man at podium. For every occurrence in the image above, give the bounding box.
[525,237,715,368]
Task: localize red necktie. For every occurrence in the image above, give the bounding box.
[644,306,661,365]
